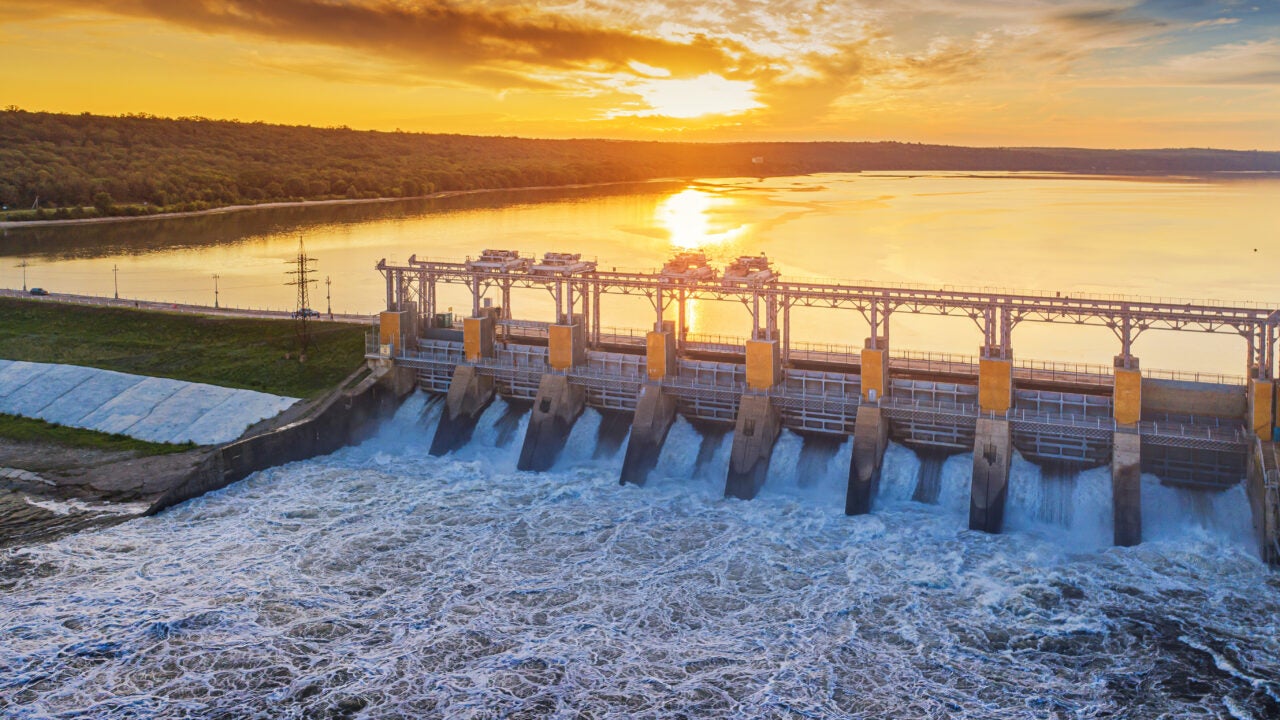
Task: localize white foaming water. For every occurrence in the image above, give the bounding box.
[876,442,923,506]
[24,497,152,517]
[552,408,607,471]
[652,417,703,482]
[447,397,529,469]
[3,391,1278,718]
[759,432,850,507]
[1004,457,1114,551]
[1144,477,1256,549]
[937,453,975,516]
[764,429,804,487]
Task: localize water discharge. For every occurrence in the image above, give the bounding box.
[3,391,1279,718]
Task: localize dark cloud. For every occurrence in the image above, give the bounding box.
[32,0,741,85]
[1051,5,1170,39]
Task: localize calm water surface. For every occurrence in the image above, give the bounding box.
[3,173,1277,374]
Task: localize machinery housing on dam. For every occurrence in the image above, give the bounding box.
[367,249,1280,564]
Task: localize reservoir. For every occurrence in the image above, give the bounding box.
[2,172,1278,374]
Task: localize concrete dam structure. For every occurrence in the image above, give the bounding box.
[368,249,1280,565]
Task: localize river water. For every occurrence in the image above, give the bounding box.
[3,394,1279,718]
[3,172,1279,374]
[4,174,1280,716]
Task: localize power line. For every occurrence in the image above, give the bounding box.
[284,235,318,356]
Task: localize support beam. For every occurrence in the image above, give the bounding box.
[549,322,586,370]
[724,394,781,500]
[860,338,889,402]
[845,405,888,515]
[646,330,678,381]
[1113,357,1142,426]
[517,374,586,471]
[969,416,1012,533]
[430,365,495,456]
[620,383,678,487]
[1111,430,1142,547]
[745,339,781,391]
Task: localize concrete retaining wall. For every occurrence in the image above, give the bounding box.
[146,365,413,515]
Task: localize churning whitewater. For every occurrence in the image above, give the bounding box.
[3,392,1279,718]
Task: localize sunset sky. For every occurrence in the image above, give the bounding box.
[3,0,1278,149]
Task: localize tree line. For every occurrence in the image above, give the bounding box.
[2,107,1277,221]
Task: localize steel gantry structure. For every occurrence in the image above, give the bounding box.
[377,252,1280,379]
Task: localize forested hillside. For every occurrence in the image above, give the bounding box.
[2,108,1277,221]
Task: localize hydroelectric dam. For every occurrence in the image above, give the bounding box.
[367,250,1280,565]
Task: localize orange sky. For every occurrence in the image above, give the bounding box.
[3,0,1278,148]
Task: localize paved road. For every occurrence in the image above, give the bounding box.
[0,288,375,325]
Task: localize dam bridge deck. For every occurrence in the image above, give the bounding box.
[369,249,1280,563]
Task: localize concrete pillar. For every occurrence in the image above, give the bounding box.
[646,330,678,381]
[860,339,889,402]
[845,404,888,515]
[1248,378,1276,441]
[1111,430,1142,547]
[463,315,496,362]
[620,383,678,487]
[969,416,1012,533]
[724,394,781,500]
[517,374,586,471]
[746,339,781,390]
[978,353,1014,414]
[1113,359,1142,426]
[549,322,586,370]
[1246,440,1280,566]
[429,365,495,456]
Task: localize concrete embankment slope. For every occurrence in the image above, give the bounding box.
[0,359,297,445]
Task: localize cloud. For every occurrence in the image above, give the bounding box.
[13,0,1279,140]
[1158,39,1280,85]
[33,0,741,85]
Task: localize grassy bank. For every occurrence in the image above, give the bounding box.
[0,297,366,398]
[0,414,193,456]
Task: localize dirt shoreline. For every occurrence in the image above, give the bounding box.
[0,178,682,229]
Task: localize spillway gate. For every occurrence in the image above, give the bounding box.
[368,250,1280,564]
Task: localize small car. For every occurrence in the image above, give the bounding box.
[29,287,48,296]
[292,308,321,318]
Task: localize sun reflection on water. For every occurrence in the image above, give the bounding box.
[656,188,748,251]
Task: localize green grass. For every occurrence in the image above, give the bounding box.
[0,413,195,456]
[0,297,367,399]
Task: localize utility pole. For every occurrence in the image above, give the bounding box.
[113,264,119,299]
[211,274,220,308]
[285,236,317,357]
[326,275,332,319]
[17,260,28,292]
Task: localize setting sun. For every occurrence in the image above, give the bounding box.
[625,74,762,119]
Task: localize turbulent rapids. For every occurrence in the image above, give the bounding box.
[3,392,1279,718]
